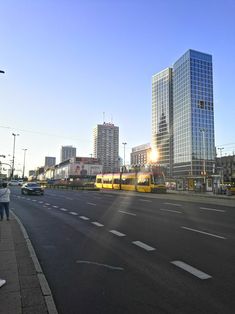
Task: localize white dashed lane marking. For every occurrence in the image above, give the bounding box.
[79,216,90,220]
[91,222,104,227]
[69,212,78,216]
[118,210,136,216]
[139,199,152,203]
[171,260,212,280]
[160,208,182,214]
[132,241,156,251]
[181,226,226,239]
[59,208,68,212]
[87,202,96,206]
[109,230,126,237]
[164,203,182,207]
[200,207,226,213]
[53,205,59,208]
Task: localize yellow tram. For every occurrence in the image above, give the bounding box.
[95,171,166,193]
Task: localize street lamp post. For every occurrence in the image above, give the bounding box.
[217,147,224,184]
[218,147,224,157]
[200,128,207,184]
[22,149,27,179]
[122,142,127,170]
[11,133,19,179]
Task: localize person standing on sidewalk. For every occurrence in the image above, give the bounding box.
[0,182,11,221]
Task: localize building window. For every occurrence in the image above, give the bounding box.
[198,100,205,109]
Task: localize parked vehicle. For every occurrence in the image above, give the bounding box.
[21,182,44,195]
[9,180,21,186]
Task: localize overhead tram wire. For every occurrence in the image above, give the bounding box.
[0,125,92,143]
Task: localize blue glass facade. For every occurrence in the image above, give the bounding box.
[173,50,215,176]
[152,50,215,178]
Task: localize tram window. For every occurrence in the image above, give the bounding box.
[137,179,149,186]
[121,178,135,185]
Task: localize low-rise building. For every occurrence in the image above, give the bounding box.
[54,157,103,180]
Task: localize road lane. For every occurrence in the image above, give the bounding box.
[10,188,235,313]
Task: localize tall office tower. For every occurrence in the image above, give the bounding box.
[60,146,76,162]
[93,122,119,173]
[173,49,215,177]
[152,68,173,176]
[45,156,56,168]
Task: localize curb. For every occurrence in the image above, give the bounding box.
[11,211,58,314]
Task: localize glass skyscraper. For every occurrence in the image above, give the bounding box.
[152,68,173,176]
[152,49,215,179]
[173,49,215,177]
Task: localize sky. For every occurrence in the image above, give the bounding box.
[0,0,235,176]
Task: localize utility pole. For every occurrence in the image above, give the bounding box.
[22,149,27,179]
[122,142,127,170]
[11,133,20,179]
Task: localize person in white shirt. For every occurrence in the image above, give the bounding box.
[0,182,11,221]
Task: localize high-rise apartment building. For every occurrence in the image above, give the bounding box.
[60,146,76,162]
[45,156,56,168]
[93,122,119,173]
[152,49,215,178]
[152,68,173,176]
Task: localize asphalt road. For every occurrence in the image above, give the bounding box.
[10,187,235,314]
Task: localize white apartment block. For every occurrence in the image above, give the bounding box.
[60,146,76,162]
[93,122,119,173]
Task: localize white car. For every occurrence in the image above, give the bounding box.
[9,180,21,186]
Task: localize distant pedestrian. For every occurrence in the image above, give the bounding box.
[0,182,11,221]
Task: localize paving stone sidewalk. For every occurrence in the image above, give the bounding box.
[0,214,57,314]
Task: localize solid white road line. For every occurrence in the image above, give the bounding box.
[132,241,156,251]
[171,260,212,280]
[87,202,96,206]
[76,260,124,270]
[69,212,78,215]
[79,216,90,220]
[91,222,104,227]
[181,226,226,239]
[200,207,226,213]
[109,230,126,237]
[160,208,182,214]
[118,210,136,216]
[164,202,182,207]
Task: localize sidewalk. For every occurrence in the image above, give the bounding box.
[0,212,57,314]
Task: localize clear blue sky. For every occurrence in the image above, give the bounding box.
[0,0,234,175]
